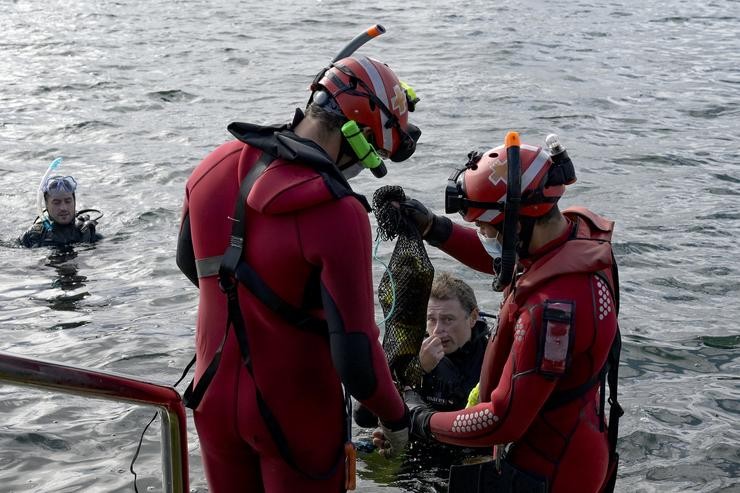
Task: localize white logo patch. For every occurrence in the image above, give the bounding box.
[391,84,407,115]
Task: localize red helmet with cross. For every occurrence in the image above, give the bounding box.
[313,55,418,162]
[460,143,566,224]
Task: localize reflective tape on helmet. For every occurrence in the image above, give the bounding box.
[521,146,551,194]
[355,57,394,153]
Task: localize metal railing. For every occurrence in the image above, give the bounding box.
[0,351,189,493]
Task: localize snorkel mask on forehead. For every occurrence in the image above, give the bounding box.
[43,175,78,195]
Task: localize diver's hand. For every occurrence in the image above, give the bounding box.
[373,408,410,459]
[398,199,434,237]
[372,425,409,459]
[403,389,435,442]
[419,335,445,373]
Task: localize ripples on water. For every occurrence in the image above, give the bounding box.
[1,0,738,492]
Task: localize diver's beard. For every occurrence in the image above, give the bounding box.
[53,214,74,225]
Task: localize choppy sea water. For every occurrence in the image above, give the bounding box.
[1,0,738,491]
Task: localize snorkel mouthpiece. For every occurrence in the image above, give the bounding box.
[341,120,387,178]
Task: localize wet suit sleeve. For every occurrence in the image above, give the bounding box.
[437,222,497,275]
[427,306,559,447]
[302,196,406,425]
[18,223,43,248]
[176,195,199,287]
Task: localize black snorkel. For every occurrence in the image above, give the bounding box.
[492,131,522,292]
[331,24,386,63]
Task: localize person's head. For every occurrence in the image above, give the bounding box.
[447,140,576,256]
[308,55,421,176]
[426,272,479,354]
[43,175,77,225]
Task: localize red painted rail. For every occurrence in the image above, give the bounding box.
[0,351,189,492]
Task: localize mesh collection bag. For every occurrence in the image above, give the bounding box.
[373,185,434,389]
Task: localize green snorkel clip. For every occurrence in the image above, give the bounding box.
[341,120,387,178]
[400,81,419,112]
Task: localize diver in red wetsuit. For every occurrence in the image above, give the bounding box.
[176,44,422,492]
[377,134,623,493]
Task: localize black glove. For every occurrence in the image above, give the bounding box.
[399,199,433,236]
[403,388,435,442]
[399,199,453,247]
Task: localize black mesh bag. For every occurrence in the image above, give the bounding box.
[373,185,434,389]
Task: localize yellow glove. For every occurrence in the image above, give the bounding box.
[466,382,480,408]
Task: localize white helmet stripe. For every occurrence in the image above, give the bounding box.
[478,209,501,222]
[521,148,550,192]
[355,56,394,151]
[474,146,549,223]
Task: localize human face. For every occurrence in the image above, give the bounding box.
[45,192,75,225]
[426,297,477,354]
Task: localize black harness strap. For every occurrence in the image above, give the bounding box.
[183,151,275,410]
[542,372,602,412]
[602,329,623,493]
[234,262,328,336]
[225,280,345,480]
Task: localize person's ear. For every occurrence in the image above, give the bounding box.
[361,126,376,144]
[469,307,479,327]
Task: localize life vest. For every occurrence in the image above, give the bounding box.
[480,207,617,395]
[480,206,623,492]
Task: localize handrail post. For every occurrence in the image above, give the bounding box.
[0,351,190,493]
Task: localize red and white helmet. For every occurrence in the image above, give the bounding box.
[459,143,566,224]
[313,55,418,162]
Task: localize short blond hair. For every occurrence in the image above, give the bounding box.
[430,272,478,315]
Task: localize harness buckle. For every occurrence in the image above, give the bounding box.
[229,235,243,248]
[608,396,624,416]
